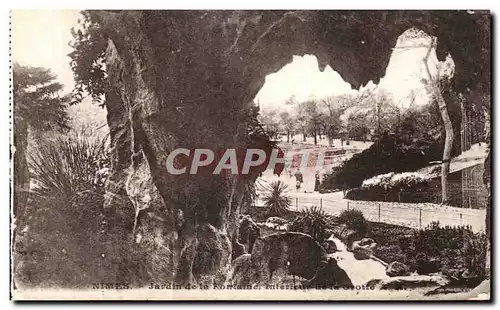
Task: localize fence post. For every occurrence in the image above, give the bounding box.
[296,197,298,210]
[347,201,349,211]
[419,207,422,229]
[378,203,381,222]
[320,198,323,208]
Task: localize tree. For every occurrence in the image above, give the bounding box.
[12,62,71,240]
[68,11,108,106]
[422,37,454,204]
[299,100,322,145]
[259,109,281,137]
[279,111,295,143]
[319,95,349,145]
[347,113,370,141]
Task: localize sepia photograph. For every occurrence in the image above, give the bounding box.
[10,9,491,301]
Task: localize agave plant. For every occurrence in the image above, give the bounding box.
[289,206,330,242]
[261,180,291,216]
[28,131,109,204]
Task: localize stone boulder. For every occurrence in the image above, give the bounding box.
[302,257,353,288]
[226,232,326,286]
[365,274,449,291]
[415,253,441,275]
[352,238,377,260]
[386,261,411,277]
[324,239,338,254]
[225,254,252,287]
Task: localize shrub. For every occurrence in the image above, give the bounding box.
[345,171,433,203]
[14,132,132,288]
[362,172,429,191]
[261,181,292,217]
[28,132,109,203]
[338,209,368,235]
[289,206,331,243]
[320,131,444,190]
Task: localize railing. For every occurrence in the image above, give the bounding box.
[290,197,486,233]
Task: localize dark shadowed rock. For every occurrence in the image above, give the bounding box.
[238,215,261,254]
[352,238,377,260]
[386,261,411,277]
[231,239,246,261]
[302,257,353,288]
[415,253,441,275]
[251,232,326,283]
[324,239,338,254]
[227,232,326,286]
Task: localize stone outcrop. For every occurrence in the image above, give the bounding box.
[302,257,353,288]
[226,232,326,286]
[386,261,411,277]
[87,10,490,286]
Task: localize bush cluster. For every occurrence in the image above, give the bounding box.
[371,221,487,279]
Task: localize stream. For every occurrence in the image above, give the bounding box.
[329,237,389,286]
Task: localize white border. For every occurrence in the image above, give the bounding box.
[3,1,499,309]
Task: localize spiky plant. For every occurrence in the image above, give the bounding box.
[262,180,291,216]
[289,206,330,242]
[28,131,109,204]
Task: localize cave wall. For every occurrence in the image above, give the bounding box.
[95,10,490,285]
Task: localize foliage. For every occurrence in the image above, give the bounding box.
[261,181,292,216]
[338,209,368,234]
[68,10,108,106]
[345,171,432,202]
[370,221,487,279]
[28,131,109,204]
[362,172,429,190]
[289,206,331,242]
[13,62,71,132]
[347,112,370,141]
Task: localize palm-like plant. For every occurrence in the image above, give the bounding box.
[289,206,331,242]
[262,181,291,216]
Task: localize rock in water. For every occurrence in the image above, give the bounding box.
[352,238,377,260]
[386,261,411,277]
[324,239,338,254]
[302,257,353,288]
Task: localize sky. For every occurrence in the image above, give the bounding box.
[11,10,108,128]
[11,10,452,118]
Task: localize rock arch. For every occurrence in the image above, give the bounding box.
[94,10,490,285]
